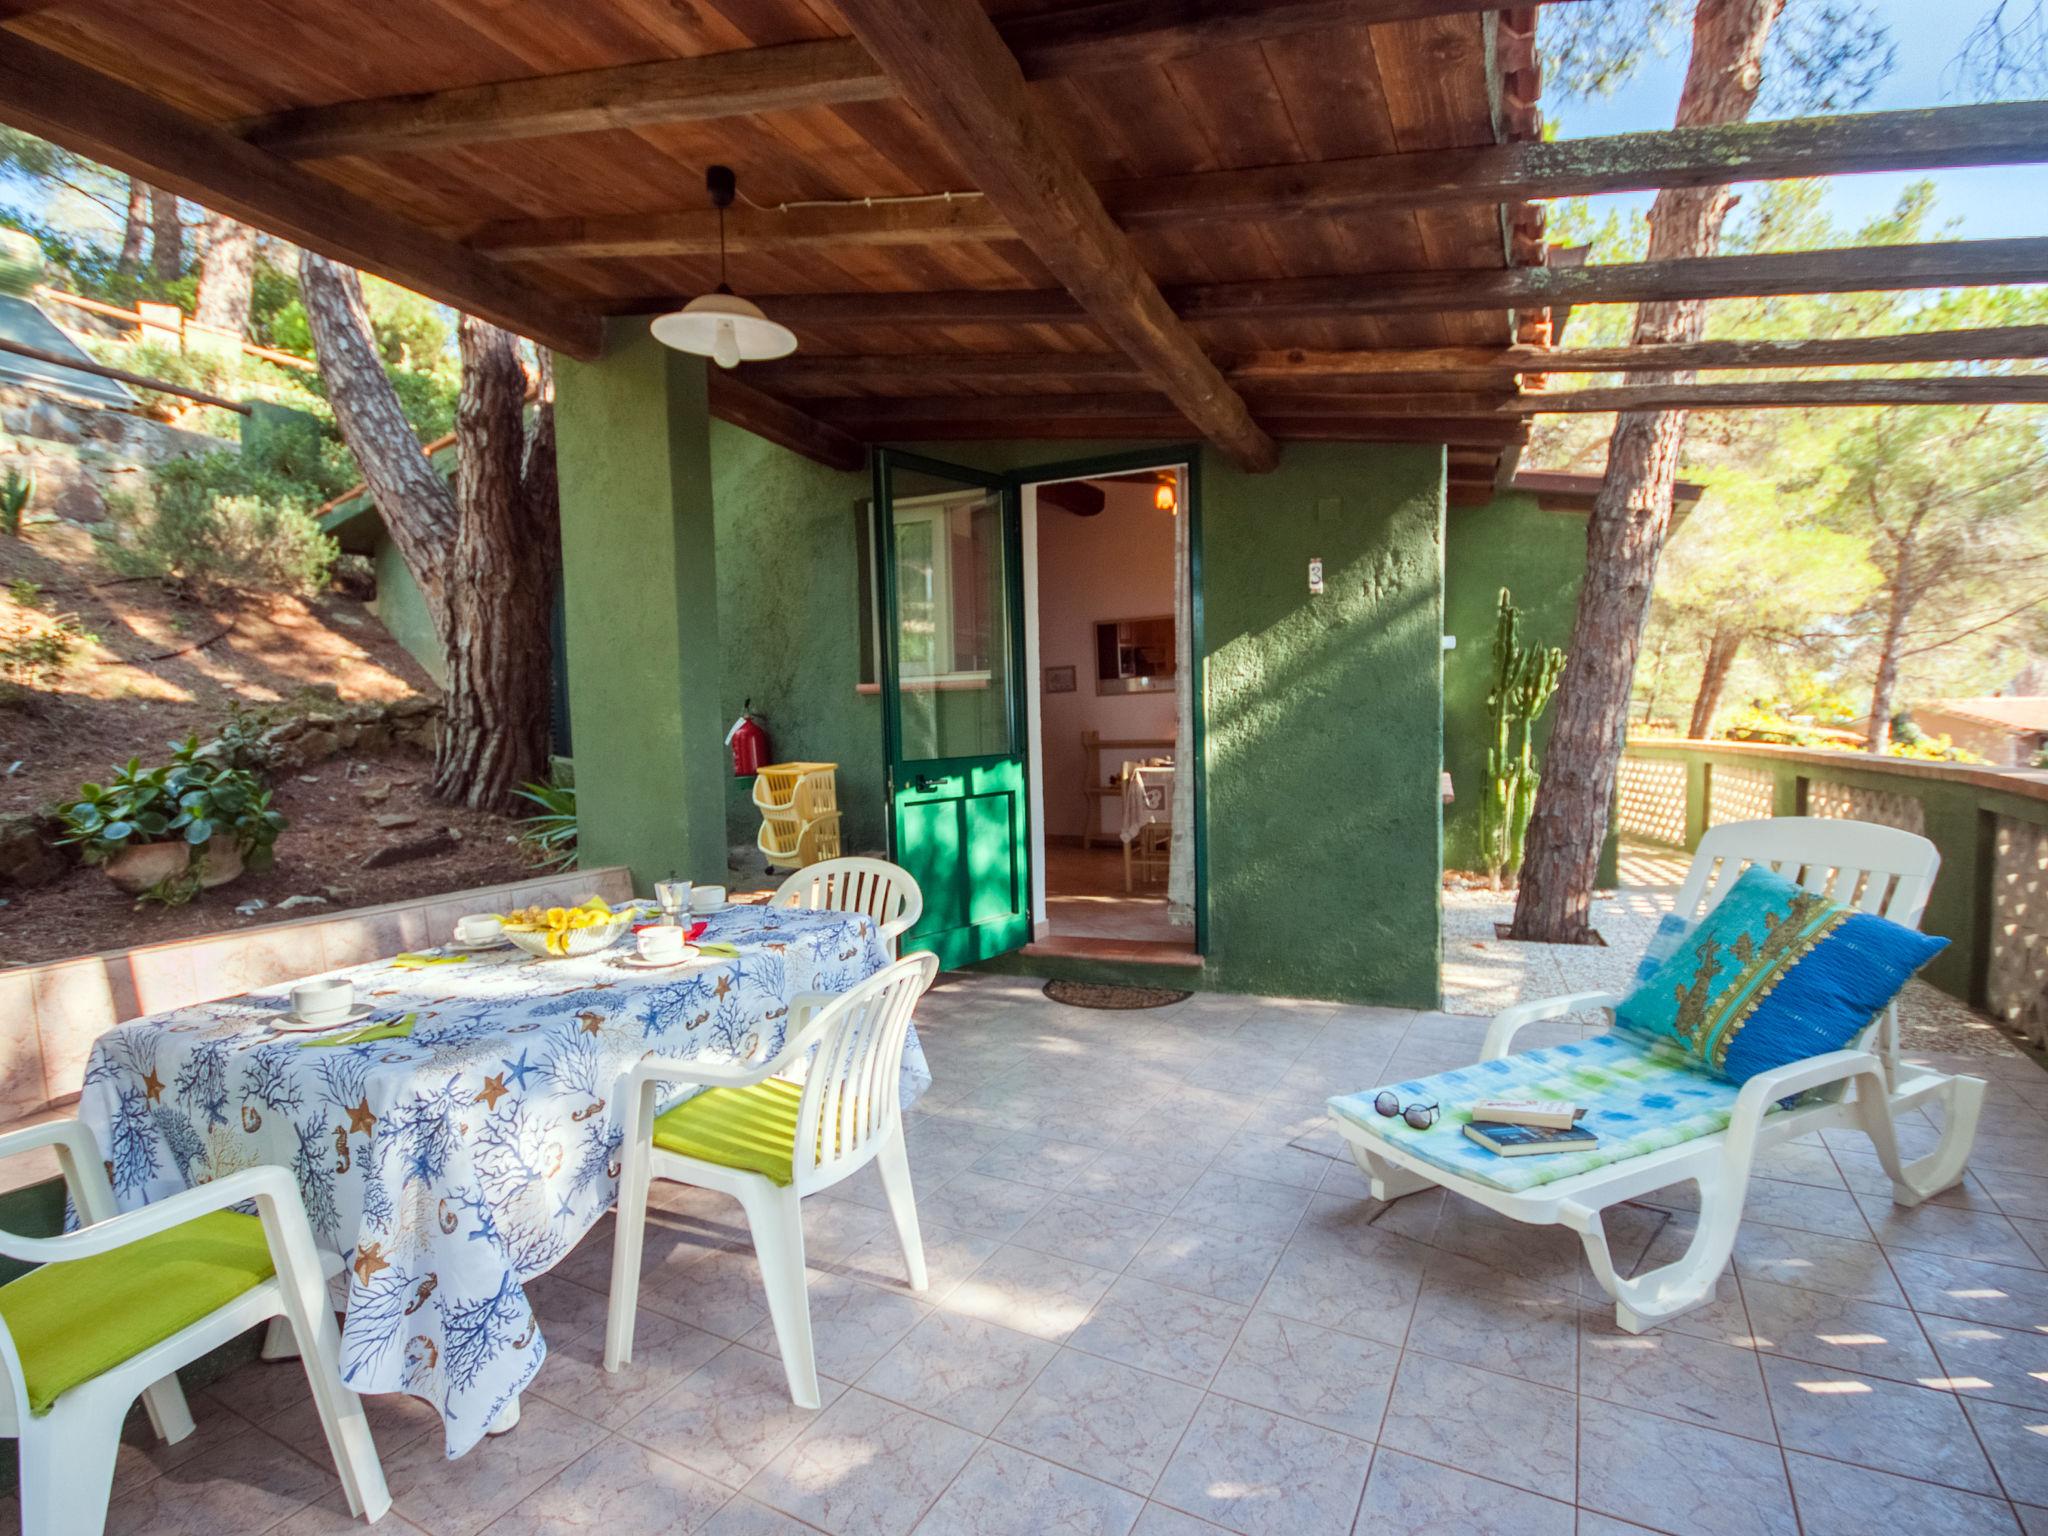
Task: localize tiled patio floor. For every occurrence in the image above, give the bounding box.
[71,972,2048,1535]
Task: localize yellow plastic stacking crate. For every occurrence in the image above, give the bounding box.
[753,763,841,870]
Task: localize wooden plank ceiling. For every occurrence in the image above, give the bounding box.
[5,0,1549,496]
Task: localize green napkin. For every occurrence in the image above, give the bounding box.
[392,952,467,970]
[695,942,741,959]
[297,1013,417,1049]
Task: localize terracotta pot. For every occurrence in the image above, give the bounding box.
[197,835,244,888]
[104,840,192,895]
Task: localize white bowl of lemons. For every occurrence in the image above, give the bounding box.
[500,897,632,959]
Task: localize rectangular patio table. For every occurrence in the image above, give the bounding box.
[75,900,927,1457]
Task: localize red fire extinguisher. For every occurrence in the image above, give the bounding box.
[727,702,770,778]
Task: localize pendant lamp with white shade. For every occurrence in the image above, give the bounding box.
[651,165,797,369]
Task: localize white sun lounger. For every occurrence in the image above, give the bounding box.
[1333,817,1987,1334]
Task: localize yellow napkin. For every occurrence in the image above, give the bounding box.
[695,942,741,959]
[297,1013,417,1049]
[392,952,467,970]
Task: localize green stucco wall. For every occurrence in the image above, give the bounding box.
[369,536,446,687]
[1198,443,1446,1007]
[552,364,1454,1008]
[707,420,885,852]
[1442,489,1588,874]
[708,434,1450,1008]
[553,323,727,890]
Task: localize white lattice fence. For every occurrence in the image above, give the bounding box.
[1708,764,1775,827]
[1805,778,1926,835]
[1989,815,2048,1050]
[1617,756,1688,846]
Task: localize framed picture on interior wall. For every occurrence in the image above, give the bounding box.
[1045,664,1077,694]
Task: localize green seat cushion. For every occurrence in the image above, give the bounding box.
[0,1209,276,1415]
[653,1078,804,1185]
[1329,1033,1754,1193]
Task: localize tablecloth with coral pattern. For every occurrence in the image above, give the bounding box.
[76,902,919,1456]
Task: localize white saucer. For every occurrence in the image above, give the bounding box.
[272,1003,377,1033]
[449,936,511,951]
[619,946,700,970]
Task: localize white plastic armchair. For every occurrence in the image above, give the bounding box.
[771,856,923,957]
[606,951,939,1407]
[0,1119,388,1533]
[1346,815,1982,1335]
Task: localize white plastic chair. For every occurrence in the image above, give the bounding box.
[606,951,939,1407]
[1339,816,1986,1334]
[0,1120,389,1533]
[771,856,924,957]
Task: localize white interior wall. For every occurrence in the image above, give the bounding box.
[1034,478,1178,843]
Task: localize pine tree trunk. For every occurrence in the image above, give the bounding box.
[1688,628,1741,738]
[430,320,557,812]
[148,187,181,281]
[1510,0,1784,944]
[298,252,458,618]
[298,251,557,815]
[1864,586,1914,753]
[193,216,256,337]
[117,179,147,275]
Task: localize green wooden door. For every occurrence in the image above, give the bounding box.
[875,451,1032,969]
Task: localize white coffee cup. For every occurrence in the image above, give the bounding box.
[455,914,502,945]
[636,924,687,963]
[690,885,727,913]
[292,977,354,1024]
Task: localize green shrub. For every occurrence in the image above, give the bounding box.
[105,451,337,598]
[515,778,577,870]
[0,464,31,536]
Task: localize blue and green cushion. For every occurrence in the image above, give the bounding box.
[0,1209,276,1415]
[1329,1033,1748,1193]
[1614,865,1945,1084]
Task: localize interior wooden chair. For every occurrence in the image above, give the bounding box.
[0,1123,388,1534]
[605,951,939,1407]
[771,855,922,957]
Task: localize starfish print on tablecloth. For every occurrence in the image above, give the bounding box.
[141,1068,164,1103]
[347,1096,378,1135]
[475,1073,509,1110]
[353,1242,390,1284]
[578,1012,605,1035]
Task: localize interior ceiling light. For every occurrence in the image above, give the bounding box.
[651,165,797,370]
[1154,473,1177,514]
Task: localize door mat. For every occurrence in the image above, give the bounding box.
[1044,980,1193,1010]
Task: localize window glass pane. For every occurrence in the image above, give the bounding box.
[891,478,1010,762]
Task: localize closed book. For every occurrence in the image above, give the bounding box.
[1464,1120,1599,1158]
[1468,1098,1585,1130]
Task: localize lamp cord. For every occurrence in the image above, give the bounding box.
[737,187,986,214]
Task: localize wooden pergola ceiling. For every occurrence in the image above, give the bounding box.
[3,0,2045,493]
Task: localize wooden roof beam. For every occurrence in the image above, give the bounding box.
[243,0,1552,160]
[743,239,2048,328]
[745,326,2048,392]
[479,100,2048,262]
[1509,376,2048,413]
[1110,100,2048,225]
[472,198,1009,261]
[705,373,865,471]
[828,0,1276,473]
[0,36,601,360]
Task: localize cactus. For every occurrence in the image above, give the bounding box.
[1480,588,1566,889]
[0,465,31,537]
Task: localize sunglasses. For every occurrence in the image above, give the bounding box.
[1373,1091,1439,1130]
